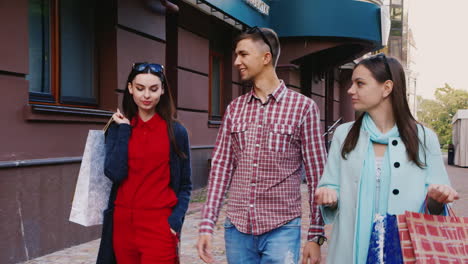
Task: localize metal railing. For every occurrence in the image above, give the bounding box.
[323,117,343,151]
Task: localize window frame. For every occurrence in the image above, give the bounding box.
[28,0,99,109]
[209,51,225,121]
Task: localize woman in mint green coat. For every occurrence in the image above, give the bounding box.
[315,54,459,264]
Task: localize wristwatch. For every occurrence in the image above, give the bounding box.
[310,235,327,246]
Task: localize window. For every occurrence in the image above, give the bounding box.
[209,52,224,120]
[390,7,403,21]
[27,0,97,106]
[389,37,402,61]
[28,0,51,99]
[390,24,402,36]
[390,0,403,37]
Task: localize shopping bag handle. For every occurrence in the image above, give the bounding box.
[102,117,114,133]
[420,195,456,216]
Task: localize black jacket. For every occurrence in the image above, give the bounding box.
[96,122,192,264]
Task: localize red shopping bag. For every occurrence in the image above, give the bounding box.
[403,210,468,264]
[397,214,417,264]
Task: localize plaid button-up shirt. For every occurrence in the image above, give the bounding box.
[200,81,326,240]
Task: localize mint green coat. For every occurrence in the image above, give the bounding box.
[318,122,450,264]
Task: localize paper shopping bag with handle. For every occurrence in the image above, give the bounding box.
[69,118,113,226]
[404,209,468,264]
[398,204,468,264]
[397,213,417,264]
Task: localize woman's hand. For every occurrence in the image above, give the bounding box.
[112,108,130,125]
[427,184,459,204]
[315,187,338,208]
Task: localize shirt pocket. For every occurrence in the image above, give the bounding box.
[268,124,297,153]
[230,122,250,152]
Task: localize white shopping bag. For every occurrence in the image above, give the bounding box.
[69,119,113,226]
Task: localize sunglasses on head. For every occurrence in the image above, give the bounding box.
[375,53,393,81]
[246,26,273,57]
[132,62,164,74]
[132,62,165,82]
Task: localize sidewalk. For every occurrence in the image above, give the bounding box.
[22,185,328,264]
[22,160,466,264]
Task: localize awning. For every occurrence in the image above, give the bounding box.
[270,0,383,47]
[195,0,270,28]
[198,0,383,48]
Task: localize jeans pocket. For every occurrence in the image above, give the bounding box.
[224,217,234,229]
[282,217,301,227]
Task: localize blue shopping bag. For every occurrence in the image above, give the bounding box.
[366,214,404,264]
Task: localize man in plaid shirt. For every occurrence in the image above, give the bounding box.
[197,27,327,264]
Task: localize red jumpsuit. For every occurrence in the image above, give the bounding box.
[113,113,178,264]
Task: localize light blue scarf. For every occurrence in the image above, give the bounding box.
[354,113,399,264]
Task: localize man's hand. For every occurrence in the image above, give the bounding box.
[197,234,214,263]
[315,187,338,208]
[302,241,321,264]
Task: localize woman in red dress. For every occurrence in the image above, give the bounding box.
[97,63,192,264]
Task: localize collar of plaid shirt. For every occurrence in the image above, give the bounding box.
[247,80,287,104]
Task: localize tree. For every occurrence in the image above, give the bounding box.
[416,84,468,148]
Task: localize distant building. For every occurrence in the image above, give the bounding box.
[382,0,419,117]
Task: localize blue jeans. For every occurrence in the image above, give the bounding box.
[224,217,301,264]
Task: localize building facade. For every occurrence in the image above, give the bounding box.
[382,0,418,117]
[0,0,384,262]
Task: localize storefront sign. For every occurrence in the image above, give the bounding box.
[244,0,270,16]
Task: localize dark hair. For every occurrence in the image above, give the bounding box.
[234,27,281,67]
[341,55,425,168]
[122,64,187,159]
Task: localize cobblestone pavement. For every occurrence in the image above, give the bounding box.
[22,159,466,264]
